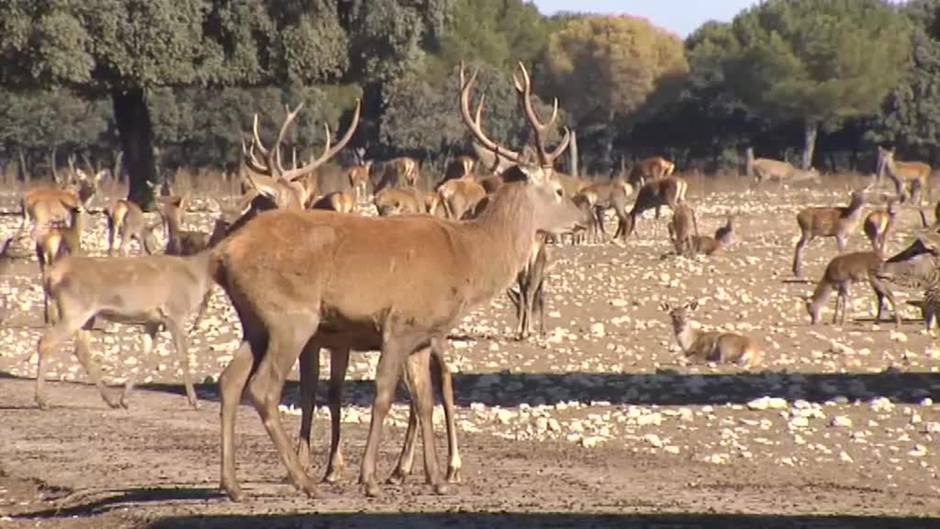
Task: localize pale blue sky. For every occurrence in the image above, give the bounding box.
[531,0,759,37]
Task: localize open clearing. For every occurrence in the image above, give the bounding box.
[0,175,938,528]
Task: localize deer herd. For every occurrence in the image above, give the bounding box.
[3,60,940,502]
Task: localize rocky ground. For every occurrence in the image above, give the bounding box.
[0,174,938,528]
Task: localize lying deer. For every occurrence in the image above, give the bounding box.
[660,300,763,369]
[209,61,583,502]
[863,199,897,254]
[690,215,735,256]
[804,250,900,326]
[35,250,215,410]
[792,189,865,277]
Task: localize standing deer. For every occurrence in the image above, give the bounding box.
[628,156,675,187]
[660,300,763,369]
[667,203,699,257]
[863,199,897,254]
[792,190,865,277]
[804,250,900,326]
[310,191,356,214]
[620,176,688,240]
[875,146,931,204]
[345,156,373,204]
[209,61,583,502]
[576,179,633,243]
[35,205,85,323]
[19,164,103,237]
[507,233,549,339]
[105,197,161,256]
[437,177,487,220]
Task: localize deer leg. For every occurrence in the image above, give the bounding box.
[119,323,158,409]
[870,276,900,328]
[387,396,419,485]
[836,234,846,253]
[106,216,116,256]
[323,347,350,483]
[245,318,320,499]
[34,311,83,410]
[836,284,850,325]
[296,344,321,473]
[219,339,256,502]
[402,345,447,495]
[165,317,198,409]
[431,339,461,483]
[359,335,411,497]
[73,329,124,409]
[792,233,810,277]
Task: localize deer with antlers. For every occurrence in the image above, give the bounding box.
[209,60,582,502]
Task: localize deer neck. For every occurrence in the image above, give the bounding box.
[461,184,540,298]
[673,319,698,353]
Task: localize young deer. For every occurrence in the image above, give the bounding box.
[792,189,865,277]
[660,301,763,369]
[667,203,699,257]
[690,215,735,256]
[210,62,583,502]
[804,250,900,326]
[863,199,897,254]
[35,250,215,411]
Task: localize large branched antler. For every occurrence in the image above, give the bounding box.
[458,61,522,165]
[511,61,570,169]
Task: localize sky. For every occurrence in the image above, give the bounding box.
[530,0,760,38]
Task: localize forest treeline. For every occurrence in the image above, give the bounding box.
[1,0,939,201]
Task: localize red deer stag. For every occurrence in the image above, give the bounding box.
[209,61,582,502]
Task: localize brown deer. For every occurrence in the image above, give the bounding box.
[792,189,865,277]
[375,156,420,190]
[105,198,161,256]
[875,146,931,204]
[310,191,356,214]
[345,150,373,203]
[576,179,633,243]
[620,176,688,240]
[159,195,218,256]
[34,250,215,411]
[661,301,762,369]
[19,162,103,237]
[507,233,550,339]
[751,157,819,185]
[208,61,582,502]
[373,187,429,216]
[437,177,487,220]
[863,199,897,254]
[242,101,360,209]
[804,250,900,326]
[690,215,735,256]
[628,156,675,187]
[35,205,85,323]
[667,203,699,257]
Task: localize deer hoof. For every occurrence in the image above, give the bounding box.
[432,483,451,495]
[446,467,462,484]
[35,397,50,411]
[363,481,382,498]
[222,481,245,503]
[322,468,342,484]
[385,469,407,485]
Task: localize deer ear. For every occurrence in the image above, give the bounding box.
[94,170,106,182]
[659,302,670,312]
[687,300,699,311]
[75,169,88,181]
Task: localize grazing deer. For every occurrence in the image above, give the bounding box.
[875,146,931,204]
[863,199,897,254]
[792,189,865,277]
[660,301,763,369]
[620,176,688,240]
[209,61,582,502]
[242,101,359,209]
[310,191,356,214]
[804,250,900,326]
[690,215,735,256]
[667,203,699,257]
[628,156,675,187]
[750,157,819,185]
[34,250,215,411]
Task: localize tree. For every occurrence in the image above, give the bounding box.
[0,1,355,208]
[541,15,689,169]
[723,0,912,169]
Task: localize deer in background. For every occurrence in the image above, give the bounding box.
[791,189,865,277]
[749,156,820,186]
[874,146,931,205]
[620,175,688,240]
[105,195,161,256]
[863,198,897,254]
[575,179,633,243]
[345,148,372,203]
[690,215,735,256]
[660,300,763,369]
[208,60,583,502]
[19,158,103,239]
[508,233,550,339]
[34,204,86,324]
[667,203,699,257]
[804,250,900,327]
[628,156,675,187]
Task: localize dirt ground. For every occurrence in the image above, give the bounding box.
[0,174,938,528]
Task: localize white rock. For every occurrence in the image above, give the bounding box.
[747,396,788,411]
[643,434,664,448]
[829,415,853,428]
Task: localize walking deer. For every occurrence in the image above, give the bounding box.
[792,190,865,277]
[875,146,931,204]
[208,61,582,502]
[660,301,763,369]
[804,251,900,326]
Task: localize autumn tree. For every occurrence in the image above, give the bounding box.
[722,0,912,169]
[541,15,689,168]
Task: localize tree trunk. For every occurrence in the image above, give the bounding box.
[17,147,29,184]
[569,130,579,177]
[112,150,124,184]
[802,119,818,170]
[112,88,157,211]
[745,147,755,177]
